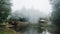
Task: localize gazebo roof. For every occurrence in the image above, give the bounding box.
[40,20,46,22]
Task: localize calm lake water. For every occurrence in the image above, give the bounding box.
[20,27,51,34]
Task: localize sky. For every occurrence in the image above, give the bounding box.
[11,0,52,14]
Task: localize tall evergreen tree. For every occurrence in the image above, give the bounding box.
[0,0,11,23]
[51,0,60,34]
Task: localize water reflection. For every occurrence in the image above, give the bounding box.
[19,27,51,34]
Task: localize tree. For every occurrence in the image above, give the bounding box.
[0,0,11,23]
[51,0,60,34]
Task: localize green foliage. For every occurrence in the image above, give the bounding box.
[19,17,29,22]
[0,0,11,23]
[51,0,60,34]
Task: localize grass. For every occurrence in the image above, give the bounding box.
[0,28,17,34]
[0,22,17,34]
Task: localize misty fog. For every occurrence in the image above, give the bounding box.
[11,7,51,23]
[11,0,52,23]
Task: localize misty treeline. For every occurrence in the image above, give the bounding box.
[11,7,50,23]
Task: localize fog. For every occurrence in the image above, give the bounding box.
[11,0,52,23]
[11,7,51,23]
